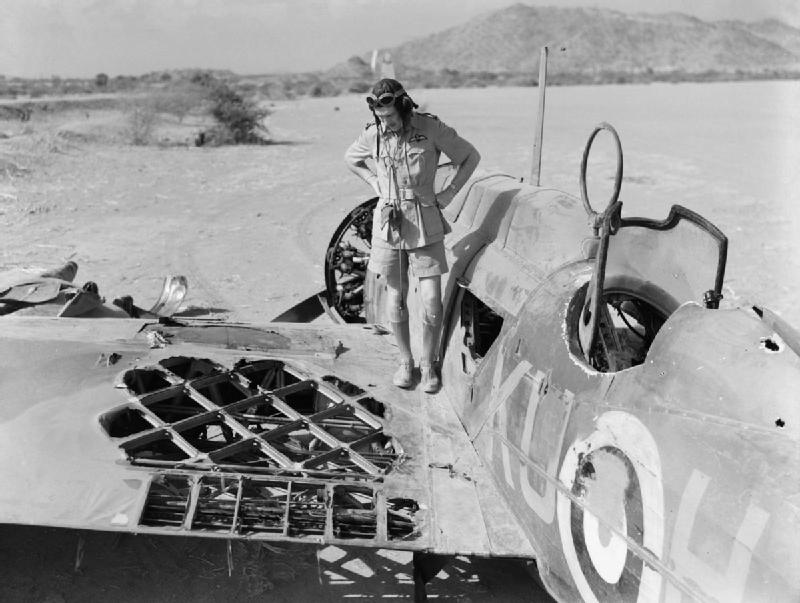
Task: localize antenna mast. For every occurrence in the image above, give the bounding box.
[530,45,549,186]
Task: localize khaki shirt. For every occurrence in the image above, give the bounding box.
[345,112,476,249]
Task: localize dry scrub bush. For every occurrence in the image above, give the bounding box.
[189,82,270,146]
[209,84,270,144]
[125,98,160,145]
[122,79,269,146]
[124,86,207,145]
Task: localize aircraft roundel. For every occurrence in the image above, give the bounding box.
[557,411,665,603]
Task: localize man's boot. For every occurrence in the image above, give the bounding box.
[419,362,440,394]
[393,357,415,388]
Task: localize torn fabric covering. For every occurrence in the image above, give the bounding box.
[0,317,532,558]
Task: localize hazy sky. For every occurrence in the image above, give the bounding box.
[2,0,799,78]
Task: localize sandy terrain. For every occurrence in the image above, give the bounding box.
[3,83,798,325]
[0,102,368,324]
[0,97,549,601]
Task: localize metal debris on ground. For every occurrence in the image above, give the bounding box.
[146,330,169,349]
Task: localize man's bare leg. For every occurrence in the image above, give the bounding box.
[390,318,412,360]
[418,275,443,392]
[386,264,413,387]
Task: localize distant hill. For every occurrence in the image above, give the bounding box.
[730,18,800,57]
[325,5,800,88]
[4,6,800,102]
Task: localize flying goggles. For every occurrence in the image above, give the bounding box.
[366,89,406,109]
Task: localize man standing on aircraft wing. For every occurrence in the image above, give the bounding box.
[345,78,480,393]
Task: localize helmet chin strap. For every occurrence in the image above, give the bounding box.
[371,108,381,159]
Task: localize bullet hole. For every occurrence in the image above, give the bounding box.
[322,375,366,396]
[580,460,596,480]
[776,418,785,428]
[354,397,386,418]
[96,352,122,367]
[752,306,764,318]
[123,368,171,394]
[760,337,780,352]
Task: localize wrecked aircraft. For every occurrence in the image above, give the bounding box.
[317,121,800,603]
[1,55,798,603]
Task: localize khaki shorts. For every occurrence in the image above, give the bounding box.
[368,240,448,279]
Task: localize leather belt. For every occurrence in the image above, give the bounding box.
[396,187,417,201]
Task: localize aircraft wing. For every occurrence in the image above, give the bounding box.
[0,317,533,559]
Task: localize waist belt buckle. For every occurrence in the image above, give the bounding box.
[399,188,416,201]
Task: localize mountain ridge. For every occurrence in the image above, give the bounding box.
[324,5,800,89]
[4,6,798,100]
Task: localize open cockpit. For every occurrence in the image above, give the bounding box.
[571,204,728,372]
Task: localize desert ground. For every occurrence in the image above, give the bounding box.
[2,82,799,324]
[1,82,797,601]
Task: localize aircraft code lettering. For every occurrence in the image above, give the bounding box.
[664,469,769,603]
[518,370,559,523]
[490,354,571,525]
[489,356,531,490]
